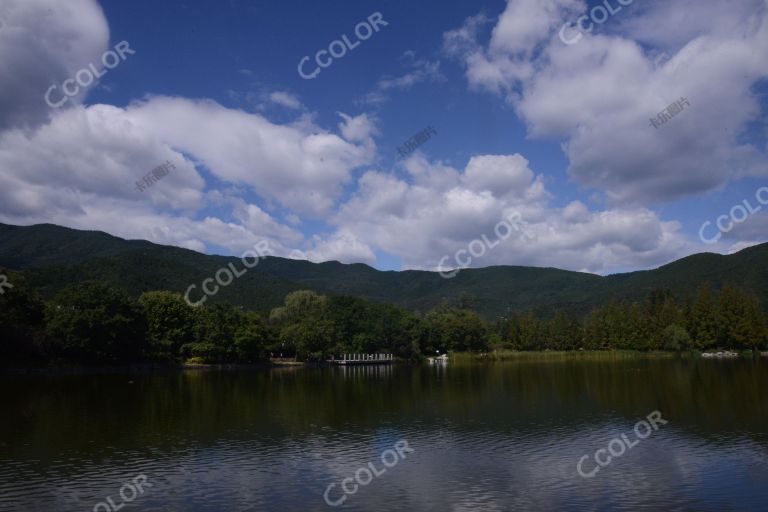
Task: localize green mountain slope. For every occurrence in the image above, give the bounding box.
[1,222,766,318]
[604,246,768,307]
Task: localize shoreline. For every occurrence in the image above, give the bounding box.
[0,361,295,376]
[2,349,764,375]
[463,349,763,361]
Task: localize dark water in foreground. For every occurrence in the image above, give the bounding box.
[1,354,767,512]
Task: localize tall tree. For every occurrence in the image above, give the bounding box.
[718,285,766,350]
[139,291,197,360]
[688,285,719,350]
[0,271,46,365]
[46,282,147,363]
[234,312,271,362]
[270,290,333,360]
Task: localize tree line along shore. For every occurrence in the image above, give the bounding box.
[1,274,766,367]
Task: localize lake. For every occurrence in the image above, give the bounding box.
[1,353,767,511]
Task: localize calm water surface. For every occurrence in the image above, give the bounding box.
[2,355,767,511]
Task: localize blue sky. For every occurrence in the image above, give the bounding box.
[0,0,766,274]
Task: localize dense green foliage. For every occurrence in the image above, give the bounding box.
[45,282,147,363]
[1,223,766,366]
[498,285,766,352]
[2,223,768,319]
[1,276,766,366]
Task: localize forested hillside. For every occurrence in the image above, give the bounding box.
[2,222,767,318]
[1,223,767,366]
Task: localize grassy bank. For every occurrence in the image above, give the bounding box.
[446,349,762,363]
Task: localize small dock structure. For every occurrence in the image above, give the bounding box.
[701,351,739,359]
[330,353,394,365]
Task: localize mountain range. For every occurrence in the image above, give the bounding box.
[1,222,766,318]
